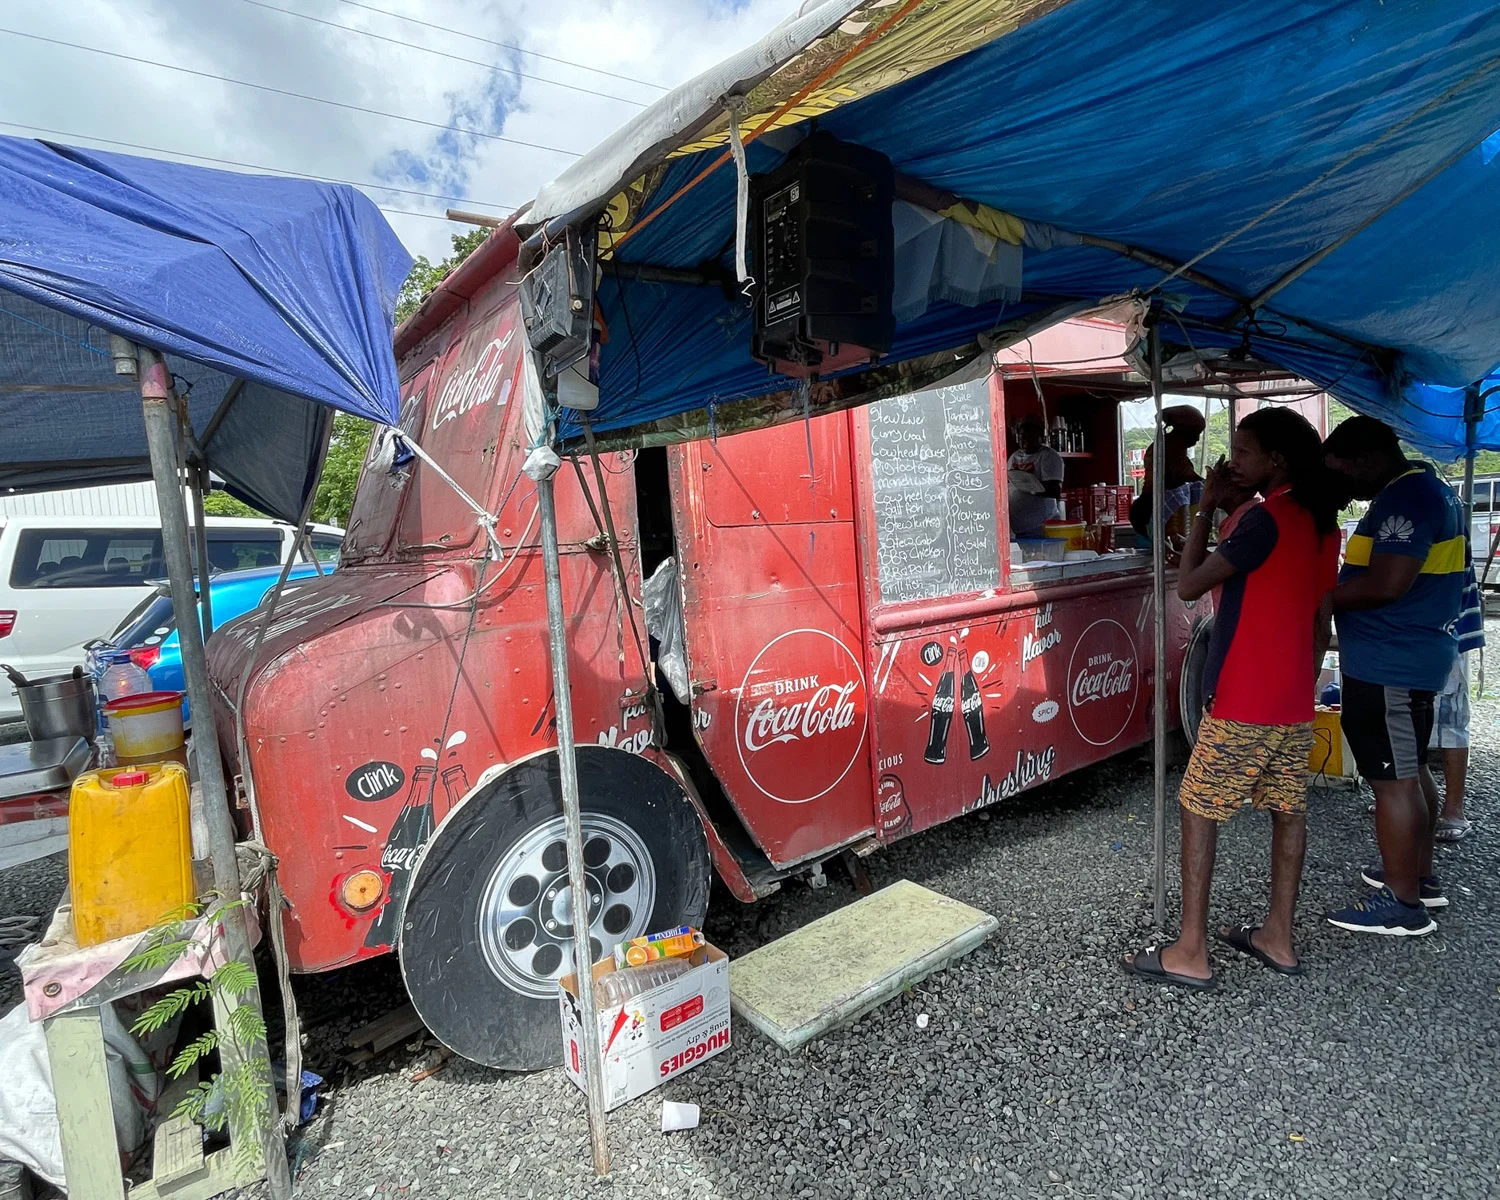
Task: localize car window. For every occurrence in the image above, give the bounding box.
[9,528,164,588]
[205,532,283,573]
[310,534,342,565]
[113,595,176,649]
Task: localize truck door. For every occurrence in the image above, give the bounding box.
[669,415,874,867]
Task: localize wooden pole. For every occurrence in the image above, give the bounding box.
[536,468,611,1176]
[134,346,291,1200]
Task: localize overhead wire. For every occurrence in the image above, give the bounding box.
[235,0,649,107]
[0,27,586,156]
[0,119,518,213]
[328,0,669,91]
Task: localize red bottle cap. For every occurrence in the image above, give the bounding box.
[111,770,150,787]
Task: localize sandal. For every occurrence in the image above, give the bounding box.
[1215,924,1305,975]
[1435,816,1472,843]
[1121,945,1218,992]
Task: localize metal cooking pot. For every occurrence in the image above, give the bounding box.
[17,672,97,743]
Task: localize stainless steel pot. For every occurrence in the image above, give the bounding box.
[18,672,97,743]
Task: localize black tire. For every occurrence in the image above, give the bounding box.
[399,746,711,1070]
[1180,615,1213,746]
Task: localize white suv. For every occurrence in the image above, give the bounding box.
[0,515,344,719]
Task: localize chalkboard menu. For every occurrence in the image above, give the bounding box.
[867,376,1001,604]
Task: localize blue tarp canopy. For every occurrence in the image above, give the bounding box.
[520,0,1500,458]
[0,137,411,520]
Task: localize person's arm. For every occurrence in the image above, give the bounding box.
[1180,502,1278,602]
[1313,592,1333,674]
[1176,457,1238,600]
[1176,511,1234,600]
[1331,553,1423,611]
[1038,449,1064,502]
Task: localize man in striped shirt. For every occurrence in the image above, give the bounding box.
[1430,555,1485,843]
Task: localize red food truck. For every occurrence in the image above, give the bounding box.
[208,233,1212,1069]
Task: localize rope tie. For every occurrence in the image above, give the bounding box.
[726,95,753,290]
[399,433,507,561]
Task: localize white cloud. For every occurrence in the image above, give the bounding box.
[0,0,804,259]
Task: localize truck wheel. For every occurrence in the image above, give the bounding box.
[398,745,710,1070]
[1180,615,1213,746]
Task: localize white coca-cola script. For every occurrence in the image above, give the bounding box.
[1071,654,1134,706]
[430,330,514,430]
[743,682,859,752]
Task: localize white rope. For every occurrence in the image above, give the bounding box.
[726,95,753,288]
[398,433,507,561]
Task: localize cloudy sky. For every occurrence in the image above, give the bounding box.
[1,0,806,260]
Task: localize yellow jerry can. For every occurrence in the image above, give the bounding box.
[69,762,194,947]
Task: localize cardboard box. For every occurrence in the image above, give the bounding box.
[557,943,731,1112]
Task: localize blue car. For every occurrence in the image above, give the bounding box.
[93,562,335,722]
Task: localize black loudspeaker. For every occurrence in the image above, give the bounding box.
[520,225,595,376]
[750,132,894,378]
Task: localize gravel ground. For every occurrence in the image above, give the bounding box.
[4,638,1497,1200]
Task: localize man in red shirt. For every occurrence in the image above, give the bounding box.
[1125,408,1340,989]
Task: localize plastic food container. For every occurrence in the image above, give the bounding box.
[69,762,193,946]
[1042,519,1087,550]
[1015,538,1066,563]
[105,691,187,767]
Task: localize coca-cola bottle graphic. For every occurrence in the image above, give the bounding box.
[959,649,989,760]
[925,647,958,764]
[440,763,470,820]
[365,764,437,950]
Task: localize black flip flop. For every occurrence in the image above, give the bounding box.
[1121,945,1218,992]
[1215,924,1305,976]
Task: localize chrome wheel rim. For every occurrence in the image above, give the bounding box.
[477,812,657,998]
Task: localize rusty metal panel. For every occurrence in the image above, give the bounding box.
[211,288,653,973]
[671,415,874,868]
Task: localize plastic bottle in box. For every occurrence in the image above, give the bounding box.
[594,957,693,1007]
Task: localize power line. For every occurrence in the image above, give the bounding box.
[329,0,669,92]
[0,119,520,213]
[0,28,585,157]
[237,0,647,107]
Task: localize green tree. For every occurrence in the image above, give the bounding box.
[312,412,374,526]
[395,227,489,324]
[202,490,263,518]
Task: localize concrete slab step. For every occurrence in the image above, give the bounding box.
[728,879,998,1052]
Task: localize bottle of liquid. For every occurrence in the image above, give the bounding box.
[97,651,152,737]
[594,957,693,1007]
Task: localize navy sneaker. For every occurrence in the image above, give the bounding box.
[1359,866,1448,909]
[1327,887,1436,936]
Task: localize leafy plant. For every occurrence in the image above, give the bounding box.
[124,895,271,1168]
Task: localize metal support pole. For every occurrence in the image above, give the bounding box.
[136,348,291,1200]
[537,470,611,1177]
[190,465,214,638]
[1149,321,1169,929]
[1462,385,1480,547]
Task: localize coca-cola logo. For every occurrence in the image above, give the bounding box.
[735,629,868,804]
[430,329,516,430]
[1067,619,1140,746]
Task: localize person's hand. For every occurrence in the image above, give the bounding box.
[1199,455,1231,513]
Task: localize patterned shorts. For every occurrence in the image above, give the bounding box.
[1178,713,1312,821]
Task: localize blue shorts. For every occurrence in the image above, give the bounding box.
[1430,653,1471,751]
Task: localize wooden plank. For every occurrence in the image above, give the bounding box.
[729,880,998,1052]
[344,1002,425,1054]
[43,1008,127,1200]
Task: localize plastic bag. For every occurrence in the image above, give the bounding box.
[643,558,690,704]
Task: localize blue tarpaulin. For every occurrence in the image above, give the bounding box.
[519,0,1500,457]
[0,137,411,519]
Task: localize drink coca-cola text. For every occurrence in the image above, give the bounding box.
[1071,653,1135,706]
[743,681,858,752]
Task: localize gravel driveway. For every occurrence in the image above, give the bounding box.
[4,643,1496,1200]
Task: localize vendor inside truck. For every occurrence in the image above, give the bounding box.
[1006,412,1065,536]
